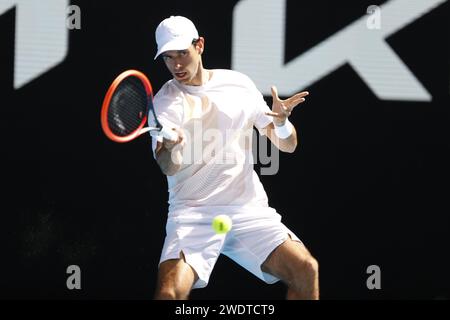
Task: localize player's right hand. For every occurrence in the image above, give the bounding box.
[163,127,185,152]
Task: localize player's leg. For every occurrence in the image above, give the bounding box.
[261,238,319,300]
[221,209,318,299]
[154,252,198,300]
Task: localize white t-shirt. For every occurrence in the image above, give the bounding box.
[149,69,273,212]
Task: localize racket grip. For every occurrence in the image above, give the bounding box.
[160,126,178,142]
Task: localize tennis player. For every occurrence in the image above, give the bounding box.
[150,16,319,300]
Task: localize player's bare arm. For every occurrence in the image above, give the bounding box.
[264,86,309,153]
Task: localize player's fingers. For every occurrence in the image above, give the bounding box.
[288,93,308,103]
[271,86,279,101]
[287,98,306,109]
[286,92,308,104]
[164,128,183,146]
[174,128,186,144]
[179,133,186,147]
[290,91,309,99]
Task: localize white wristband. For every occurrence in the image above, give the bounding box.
[274,120,294,139]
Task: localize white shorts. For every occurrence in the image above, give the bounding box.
[159,205,302,289]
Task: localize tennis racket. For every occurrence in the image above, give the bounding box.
[101,69,178,143]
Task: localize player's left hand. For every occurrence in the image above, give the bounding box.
[265,86,309,126]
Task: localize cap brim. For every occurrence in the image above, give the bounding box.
[154,37,193,59]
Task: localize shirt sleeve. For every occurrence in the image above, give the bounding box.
[249,80,273,135]
[149,85,183,158]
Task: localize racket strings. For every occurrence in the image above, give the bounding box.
[108,76,148,136]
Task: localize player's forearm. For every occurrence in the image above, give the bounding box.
[276,127,298,153]
[156,146,183,176]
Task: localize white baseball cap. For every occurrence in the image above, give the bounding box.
[154,16,199,59]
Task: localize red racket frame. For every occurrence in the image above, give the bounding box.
[101,70,154,143]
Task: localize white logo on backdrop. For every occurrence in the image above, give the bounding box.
[232,0,447,101]
[0,0,69,89]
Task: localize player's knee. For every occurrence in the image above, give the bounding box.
[292,253,319,282]
[154,287,176,300]
[154,286,190,300]
[304,255,319,278]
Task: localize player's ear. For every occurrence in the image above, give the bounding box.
[196,37,205,54]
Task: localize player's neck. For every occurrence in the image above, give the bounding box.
[190,65,211,86]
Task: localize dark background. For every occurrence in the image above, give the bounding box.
[1,0,449,299]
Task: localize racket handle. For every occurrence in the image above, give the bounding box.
[160,126,178,142]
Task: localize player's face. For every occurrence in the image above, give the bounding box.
[162,41,203,86]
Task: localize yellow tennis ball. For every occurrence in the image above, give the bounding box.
[212,215,232,234]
